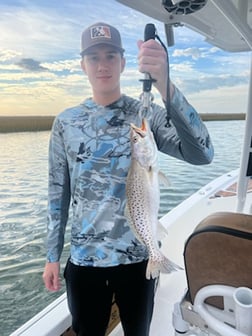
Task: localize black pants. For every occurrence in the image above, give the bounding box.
[64,259,156,336]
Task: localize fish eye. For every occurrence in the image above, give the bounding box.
[133,136,138,143]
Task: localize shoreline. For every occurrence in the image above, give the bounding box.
[0,113,246,133]
[0,116,55,133]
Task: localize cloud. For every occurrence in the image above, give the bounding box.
[0,49,22,62]
[172,47,202,60]
[0,5,79,60]
[171,62,194,73]
[16,58,49,72]
[42,59,81,72]
[188,84,248,114]
[0,72,91,115]
[172,46,221,60]
[0,0,251,117]
[173,73,249,95]
[0,71,57,82]
[0,0,155,62]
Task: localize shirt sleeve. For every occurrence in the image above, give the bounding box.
[151,85,214,165]
[46,117,71,262]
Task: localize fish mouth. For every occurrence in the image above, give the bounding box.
[130,119,147,138]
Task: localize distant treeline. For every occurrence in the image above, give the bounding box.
[0,113,246,133]
[0,116,55,133]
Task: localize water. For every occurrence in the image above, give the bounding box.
[0,120,245,335]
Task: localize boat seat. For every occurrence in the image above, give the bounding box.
[184,211,252,309]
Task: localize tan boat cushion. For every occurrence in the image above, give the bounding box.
[184,212,252,308]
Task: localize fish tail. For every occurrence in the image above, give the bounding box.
[146,253,183,280]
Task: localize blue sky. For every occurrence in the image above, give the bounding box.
[0,0,251,115]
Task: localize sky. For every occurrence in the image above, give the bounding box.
[0,0,251,116]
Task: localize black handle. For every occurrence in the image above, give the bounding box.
[140,24,157,95]
[144,23,156,41]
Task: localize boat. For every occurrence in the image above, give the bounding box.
[10,1,252,335]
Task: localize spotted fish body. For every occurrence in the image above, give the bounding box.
[125,118,181,279]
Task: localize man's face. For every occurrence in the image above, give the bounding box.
[81,44,125,97]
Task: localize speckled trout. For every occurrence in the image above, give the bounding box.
[125,118,181,279]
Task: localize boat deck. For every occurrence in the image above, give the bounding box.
[62,299,120,336]
[211,178,252,198]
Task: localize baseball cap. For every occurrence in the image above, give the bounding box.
[80,22,125,56]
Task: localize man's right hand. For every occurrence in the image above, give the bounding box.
[42,261,61,291]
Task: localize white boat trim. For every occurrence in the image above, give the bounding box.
[237,56,252,212]
[10,293,71,336]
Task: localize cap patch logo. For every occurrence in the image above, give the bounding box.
[90,26,111,40]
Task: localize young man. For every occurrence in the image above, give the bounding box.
[43,22,214,336]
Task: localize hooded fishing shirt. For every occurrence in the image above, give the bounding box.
[47,87,214,267]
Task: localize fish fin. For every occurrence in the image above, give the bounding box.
[158,171,170,187]
[146,260,160,280]
[146,254,183,280]
[156,220,169,240]
[159,256,183,274]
